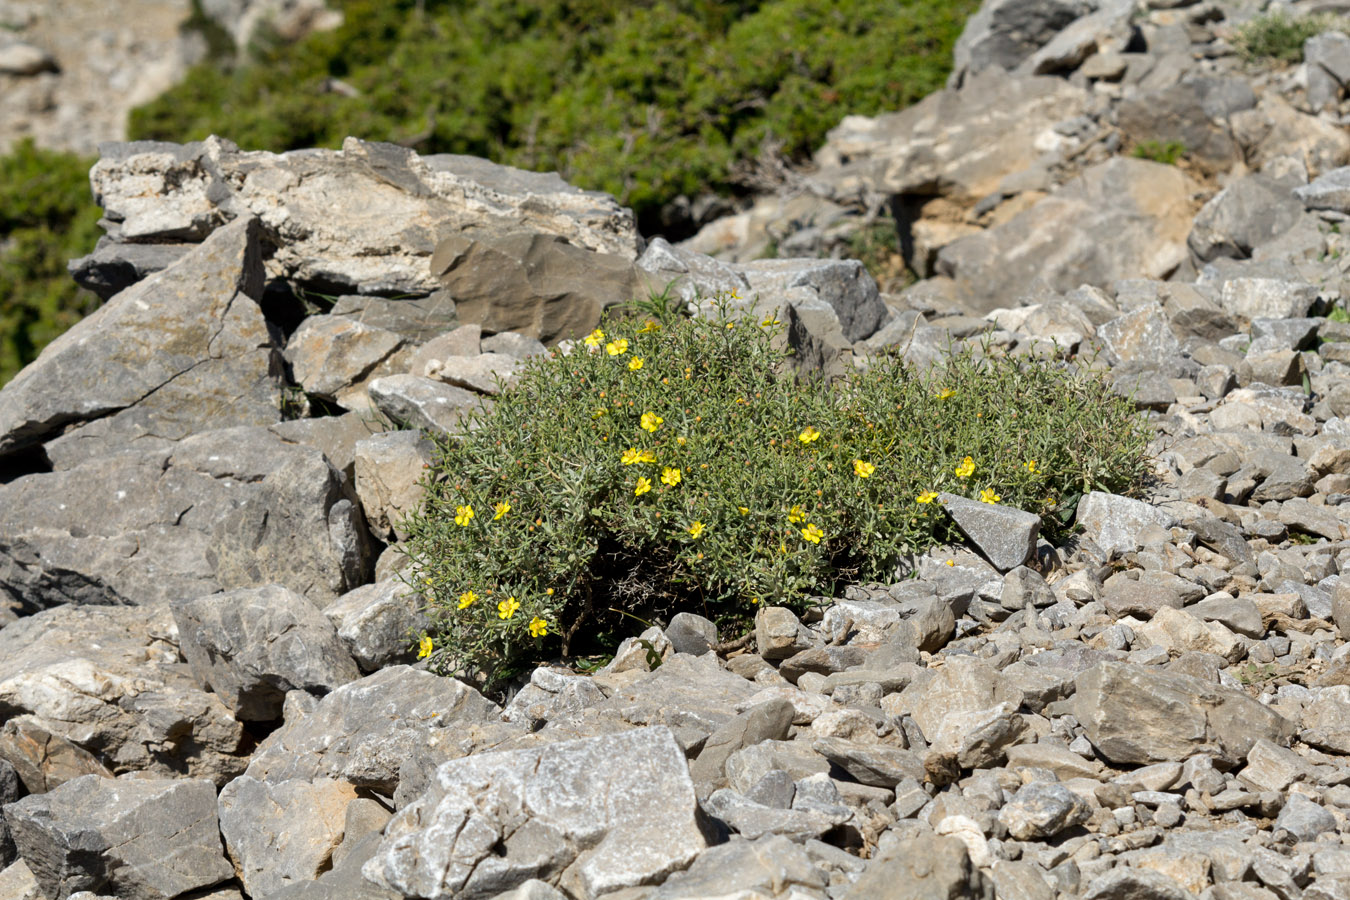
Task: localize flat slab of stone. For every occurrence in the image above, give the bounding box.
[4,774,232,900]
[937,492,1040,571]
[363,726,708,900]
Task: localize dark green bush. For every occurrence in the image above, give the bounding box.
[129,0,977,230]
[402,298,1152,686]
[0,140,102,385]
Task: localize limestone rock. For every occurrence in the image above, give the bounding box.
[324,580,430,673]
[172,584,361,721]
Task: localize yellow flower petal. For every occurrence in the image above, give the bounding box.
[980,488,1001,504]
[458,590,478,609]
[528,616,548,637]
[584,329,605,348]
[629,357,644,371]
[417,635,433,659]
[853,459,875,478]
[688,521,705,538]
[801,523,824,544]
[454,504,475,526]
[954,456,975,478]
[635,477,652,496]
[493,501,510,521]
[916,491,939,504]
[798,426,821,444]
[605,338,629,356]
[661,467,682,487]
[497,597,520,619]
[640,411,663,433]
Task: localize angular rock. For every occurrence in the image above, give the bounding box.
[366,374,482,438]
[328,293,460,344]
[324,580,430,673]
[1074,661,1296,766]
[1098,303,1184,374]
[0,217,283,467]
[1117,77,1256,175]
[645,835,827,899]
[244,665,500,794]
[0,425,369,612]
[736,258,885,343]
[935,159,1195,314]
[431,233,647,345]
[353,431,434,541]
[1082,867,1196,900]
[218,776,358,898]
[998,782,1090,840]
[936,492,1040,571]
[284,315,406,404]
[1296,166,1350,214]
[89,138,640,295]
[1218,278,1318,324]
[4,775,232,900]
[1188,175,1306,264]
[842,829,993,900]
[0,604,245,786]
[363,726,708,900]
[1076,492,1178,560]
[950,0,1091,82]
[172,584,361,721]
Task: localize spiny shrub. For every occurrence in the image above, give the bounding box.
[402,298,1152,686]
[1234,10,1350,64]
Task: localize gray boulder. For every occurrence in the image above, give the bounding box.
[0,425,370,613]
[4,775,232,900]
[366,374,483,438]
[0,217,283,468]
[736,258,886,343]
[87,137,639,297]
[1116,77,1256,175]
[0,604,245,787]
[1188,174,1306,264]
[1075,491,1178,560]
[172,584,361,721]
[362,726,708,900]
[217,775,359,898]
[935,159,1195,314]
[353,431,434,541]
[949,0,1092,84]
[283,314,407,406]
[843,829,993,900]
[243,665,500,794]
[430,232,647,344]
[936,492,1040,571]
[323,580,430,673]
[1074,661,1296,766]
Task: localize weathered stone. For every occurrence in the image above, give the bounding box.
[755,606,817,661]
[4,775,232,900]
[218,775,358,899]
[324,580,429,673]
[1117,77,1256,175]
[284,315,406,404]
[0,425,369,612]
[1276,793,1337,843]
[431,233,646,345]
[90,137,639,295]
[1307,31,1350,110]
[0,217,283,467]
[1098,303,1184,374]
[998,782,1090,840]
[1074,661,1296,766]
[689,699,796,795]
[363,726,708,900]
[1218,278,1318,324]
[1296,166,1350,214]
[1082,866,1196,900]
[328,293,460,344]
[902,656,1027,768]
[935,159,1195,314]
[244,666,500,793]
[1076,492,1177,560]
[842,830,993,900]
[172,584,361,721]
[664,613,718,657]
[0,605,245,786]
[353,431,434,541]
[936,492,1040,571]
[736,258,886,343]
[949,0,1092,82]
[812,737,925,788]
[366,374,483,438]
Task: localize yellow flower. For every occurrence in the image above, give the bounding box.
[635,477,652,496]
[676,436,686,446]
[688,521,705,538]
[945,559,955,567]
[954,456,975,478]
[528,616,548,637]
[621,447,643,465]
[761,316,780,327]
[629,357,644,371]
[916,491,939,504]
[493,501,510,521]
[605,338,629,356]
[726,322,735,329]
[417,635,433,659]
[638,449,656,463]
[498,597,520,619]
[738,506,749,515]
[640,411,663,433]
[935,387,956,400]
[545,587,554,595]
[853,459,875,478]
[980,488,1001,504]
[592,408,608,418]
[1024,460,1037,473]
[637,320,661,333]
[454,504,475,526]
[661,467,682,487]
[787,504,805,524]
[584,328,605,349]
[798,426,821,444]
[458,590,478,609]
[801,523,824,544]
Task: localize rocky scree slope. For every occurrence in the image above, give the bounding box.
[5,0,1350,898]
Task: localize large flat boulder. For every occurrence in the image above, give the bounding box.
[1073,661,1296,766]
[83,137,640,298]
[0,217,283,468]
[362,726,708,900]
[4,775,232,900]
[0,425,370,614]
[935,157,1196,313]
[172,584,362,721]
[0,604,245,787]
